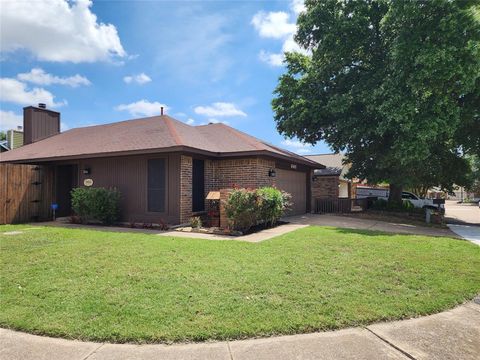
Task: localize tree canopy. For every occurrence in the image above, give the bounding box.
[273,0,480,201]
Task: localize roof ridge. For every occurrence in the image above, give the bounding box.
[306,153,341,156]
[216,124,264,151]
[163,116,182,146]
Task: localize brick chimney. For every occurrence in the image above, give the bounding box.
[23,104,60,145]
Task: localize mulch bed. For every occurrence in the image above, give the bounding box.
[176,221,289,237]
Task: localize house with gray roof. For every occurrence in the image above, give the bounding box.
[1,104,326,224]
[306,153,355,199]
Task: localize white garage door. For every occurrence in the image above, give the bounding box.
[275,169,307,216]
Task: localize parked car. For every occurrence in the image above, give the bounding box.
[357,187,444,212]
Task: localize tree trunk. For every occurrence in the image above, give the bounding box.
[388,183,403,203]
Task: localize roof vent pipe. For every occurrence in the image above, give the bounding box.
[161,106,164,116]
[38,103,46,109]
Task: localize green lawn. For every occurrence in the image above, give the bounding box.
[1,225,479,343]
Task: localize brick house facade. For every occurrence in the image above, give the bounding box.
[180,156,277,224]
[311,176,340,199]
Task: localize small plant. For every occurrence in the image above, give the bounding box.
[189,216,202,228]
[157,218,169,231]
[71,187,121,224]
[68,215,82,224]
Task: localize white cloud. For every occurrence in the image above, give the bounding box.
[0,78,66,108]
[114,100,169,117]
[0,110,22,131]
[17,68,91,87]
[194,102,246,117]
[123,73,152,85]
[291,0,306,15]
[0,0,126,63]
[281,139,313,154]
[251,11,296,39]
[259,50,285,66]
[61,122,70,132]
[252,0,307,67]
[186,118,195,125]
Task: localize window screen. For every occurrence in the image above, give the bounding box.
[148,159,166,212]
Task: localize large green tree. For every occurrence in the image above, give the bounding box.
[273,0,480,202]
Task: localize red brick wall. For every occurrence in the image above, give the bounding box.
[181,156,276,224]
[205,157,275,190]
[312,176,339,199]
[180,155,192,223]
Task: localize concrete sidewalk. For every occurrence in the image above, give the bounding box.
[448,224,480,246]
[2,301,479,360]
[158,223,308,242]
[287,213,458,238]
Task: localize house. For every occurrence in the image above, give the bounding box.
[0,140,9,152]
[306,153,355,199]
[0,104,323,225]
[0,126,24,153]
[7,127,24,149]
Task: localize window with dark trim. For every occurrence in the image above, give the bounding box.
[192,159,205,212]
[147,158,166,212]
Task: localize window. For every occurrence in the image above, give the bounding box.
[148,159,166,212]
[192,159,205,212]
[402,192,417,200]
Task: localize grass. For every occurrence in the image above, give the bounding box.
[1,224,479,343]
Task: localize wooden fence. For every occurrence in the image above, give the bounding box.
[314,197,368,214]
[0,163,54,224]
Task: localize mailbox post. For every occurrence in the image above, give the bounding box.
[51,203,58,221]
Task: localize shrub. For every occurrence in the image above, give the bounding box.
[257,187,291,227]
[189,216,202,228]
[224,188,258,232]
[71,187,121,224]
[371,198,422,213]
[224,187,292,232]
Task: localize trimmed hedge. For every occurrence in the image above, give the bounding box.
[71,187,121,224]
[224,187,292,232]
[370,198,423,213]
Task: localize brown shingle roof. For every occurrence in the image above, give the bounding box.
[0,115,318,166]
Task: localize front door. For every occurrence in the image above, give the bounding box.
[55,165,78,217]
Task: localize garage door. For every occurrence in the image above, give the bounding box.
[275,169,307,216]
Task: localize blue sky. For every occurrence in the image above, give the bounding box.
[0,0,330,155]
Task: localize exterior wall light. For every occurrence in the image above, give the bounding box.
[82,168,91,175]
[268,169,276,177]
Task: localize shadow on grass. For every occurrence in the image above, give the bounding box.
[319,225,460,240]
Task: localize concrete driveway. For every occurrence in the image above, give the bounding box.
[287,213,458,238]
[444,200,480,245]
[444,200,480,225]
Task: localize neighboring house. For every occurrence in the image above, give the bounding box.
[0,140,9,152]
[0,105,323,224]
[7,127,24,149]
[306,153,355,199]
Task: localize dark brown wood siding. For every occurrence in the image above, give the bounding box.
[23,107,60,145]
[60,153,181,224]
[0,163,54,224]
